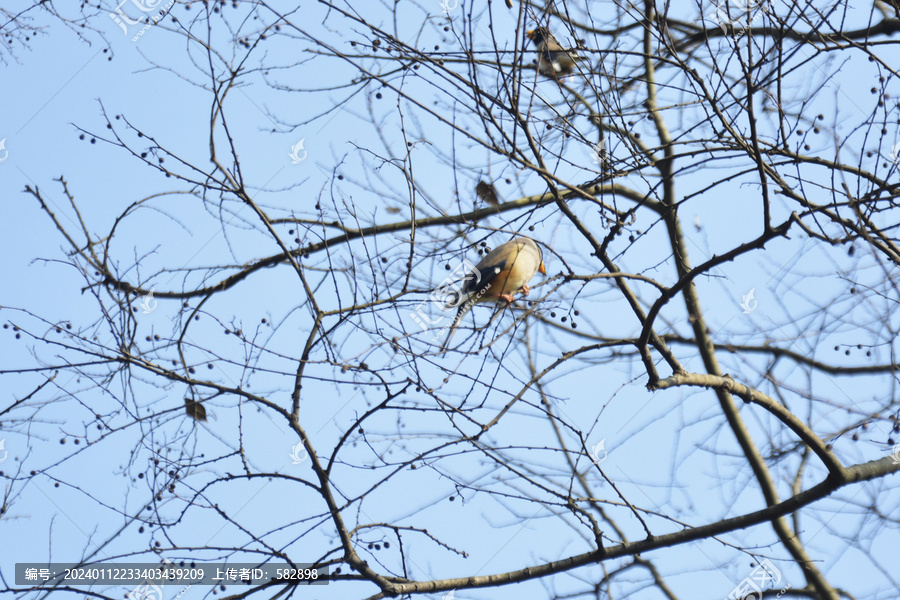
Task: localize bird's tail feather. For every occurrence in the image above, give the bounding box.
[441,298,475,351]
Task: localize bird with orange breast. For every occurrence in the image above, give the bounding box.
[441,236,546,351]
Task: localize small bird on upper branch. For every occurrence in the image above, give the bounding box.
[526,26,584,78]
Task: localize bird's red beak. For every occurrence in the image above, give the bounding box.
[539,262,546,275]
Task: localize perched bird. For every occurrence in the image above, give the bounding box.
[526,26,583,78]
[441,237,546,350]
[184,397,207,422]
[475,180,501,206]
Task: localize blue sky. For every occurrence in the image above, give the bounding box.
[2,0,899,599]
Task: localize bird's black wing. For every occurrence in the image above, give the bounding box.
[463,257,509,297]
[435,259,504,310]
